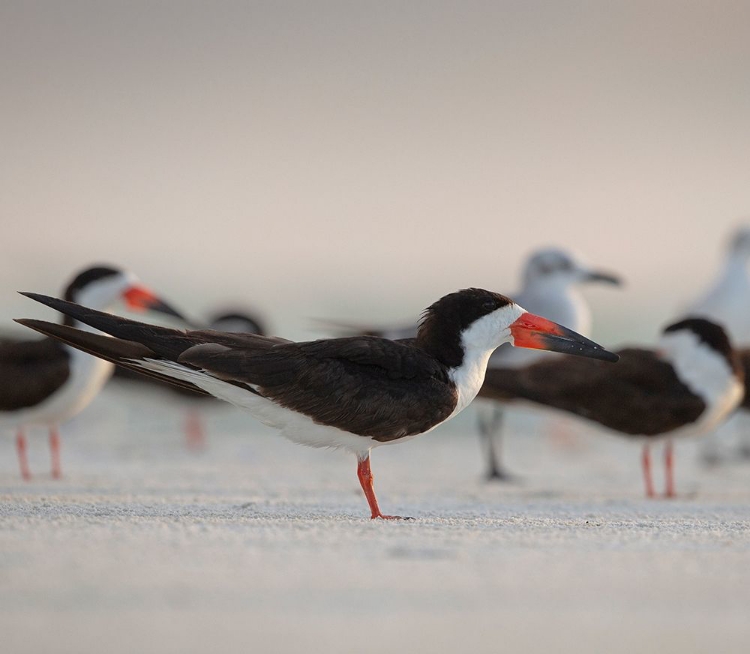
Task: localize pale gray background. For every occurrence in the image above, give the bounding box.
[2,1,749,339]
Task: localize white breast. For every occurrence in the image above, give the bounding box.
[660,331,744,436]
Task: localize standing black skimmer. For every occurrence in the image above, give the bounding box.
[112,309,267,449]
[16,288,617,518]
[475,248,620,480]
[686,226,750,462]
[318,248,621,481]
[478,318,744,498]
[1,265,181,480]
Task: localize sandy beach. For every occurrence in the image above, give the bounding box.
[2,384,750,654]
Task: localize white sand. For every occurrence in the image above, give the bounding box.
[2,384,750,654]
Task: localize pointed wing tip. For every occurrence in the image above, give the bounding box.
[13,318,58,339]
[18,291,58,305]
[14,317,40,327]
[14,317,54,329]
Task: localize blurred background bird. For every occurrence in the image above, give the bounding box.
[685,226,750,464]
[479,317,744,497]
[473,248,621,480]
[0,265,181,480]
[111,308,267,450]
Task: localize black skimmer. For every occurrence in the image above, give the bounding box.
[112,309,267,449]
[318,248,621,481]
[16,288,617,518]
[1,265,181,480]
[478,318,744,498]
[686,226,750,462]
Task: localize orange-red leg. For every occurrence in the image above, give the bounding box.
[664,440,675,498]
[641,444,655,498]
[356,455,406,520]
[185,409,206,451]
[16,428,31,481]
[49,427,62,479]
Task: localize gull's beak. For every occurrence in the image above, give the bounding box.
[510,312,619,362]
[582,269,622,285]
[123,285,184,319]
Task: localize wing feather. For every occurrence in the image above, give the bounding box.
[180,336,455,439]
[0,337,71,410]
[480,348,706,435]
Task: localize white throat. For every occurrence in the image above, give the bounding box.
[448,304,525,417]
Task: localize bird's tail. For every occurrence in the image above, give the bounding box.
[19,292,198,359]
[15,317,209,396]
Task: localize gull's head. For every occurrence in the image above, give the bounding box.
[727,226,750,259]
[522,247,621,289]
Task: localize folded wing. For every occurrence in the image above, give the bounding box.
[180,335,456,440]
[0,337,71,411]
[479,348,706,435]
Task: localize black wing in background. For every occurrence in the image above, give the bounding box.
[0,337,71,411]
[480,348,706,436]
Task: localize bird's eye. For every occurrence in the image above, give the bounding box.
[482,300,497,312]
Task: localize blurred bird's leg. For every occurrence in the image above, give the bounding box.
[738,440,750,459]
[641,444,655,498]
[699,434,721,466]
[733,412,750,460]
[185,408,207,451]
[478,404,513,482]
[664,440,675,498]
[699,419,735,466]
[49,426,62,479]
[548,416,580,451]
[16,428,31,481]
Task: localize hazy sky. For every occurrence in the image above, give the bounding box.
[2,1,749,341]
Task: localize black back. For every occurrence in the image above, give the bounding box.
[181,336,457,441]
[479,348,706,436]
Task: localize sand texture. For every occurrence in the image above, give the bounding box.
[2,384,750,654]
